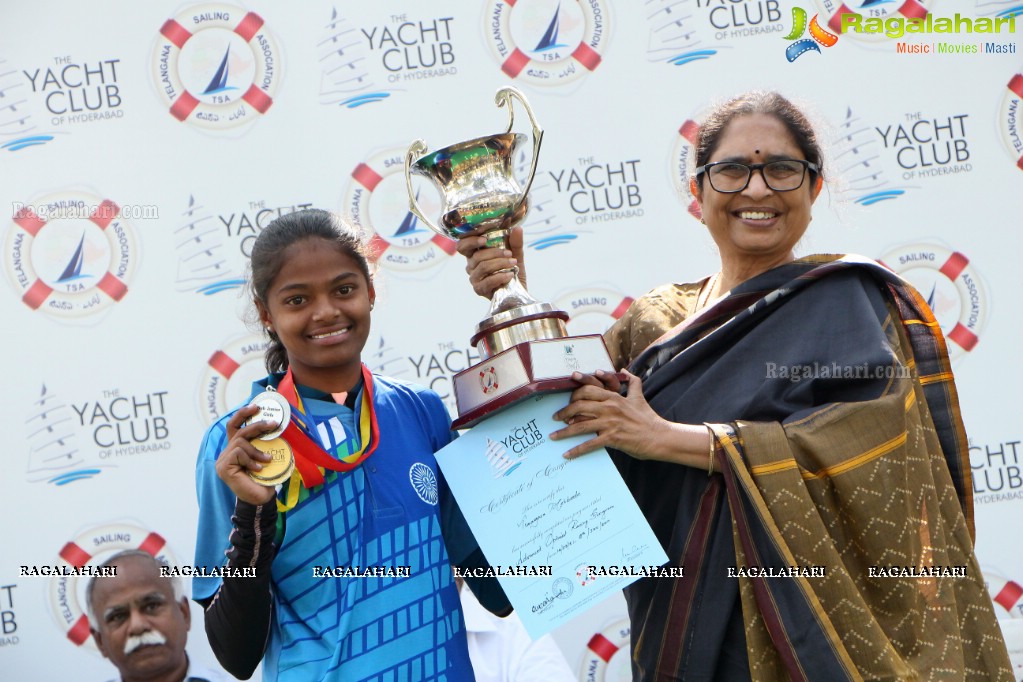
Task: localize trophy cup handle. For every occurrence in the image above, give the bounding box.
[495,86,544,201]
[404,139,448,238]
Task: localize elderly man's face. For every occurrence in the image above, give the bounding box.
[90,555,190,681]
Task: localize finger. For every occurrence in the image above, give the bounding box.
[507,227,525,261]
[226,405,261,435]
[592,369,623,394]
[236,419,280,441]
[455,235,487,258]
[472,270,516,298]
[570,372,605,388]
[232,443,270,472]
[561,436,609,460]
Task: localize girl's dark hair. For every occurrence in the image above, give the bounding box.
[249,209,372,373]
[695,91,824,188]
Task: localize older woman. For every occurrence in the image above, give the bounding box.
[460,92,1011,681]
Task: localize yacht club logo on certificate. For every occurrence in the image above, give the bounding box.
[435,392,668,638]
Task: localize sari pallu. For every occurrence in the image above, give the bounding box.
[617,255,1011,681]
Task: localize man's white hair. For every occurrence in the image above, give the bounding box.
[85,550,184,630]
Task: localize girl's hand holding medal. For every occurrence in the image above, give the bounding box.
[215,404,285,506]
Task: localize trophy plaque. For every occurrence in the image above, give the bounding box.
[405,87,615,429]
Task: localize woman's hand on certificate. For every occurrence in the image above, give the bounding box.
[551,370,674,461]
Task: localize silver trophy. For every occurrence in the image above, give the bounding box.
[405,87,614,429]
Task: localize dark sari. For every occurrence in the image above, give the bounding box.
[615,255,1011,681]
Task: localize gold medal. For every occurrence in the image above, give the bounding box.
[245,389,292,441]
[248,437,295,487]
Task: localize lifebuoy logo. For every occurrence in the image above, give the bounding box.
[200,334,270,423]
[485,0,610,87]
[671,117,705,221]
[5,191,141,319]
[878,244,987,360]
[982,567,1023,619]
[151,3,282,130]
[342,144,456,272]
[998,66,1023,172]
[46,522,176,649]
[555,285,634,337]
[580,618,630,681]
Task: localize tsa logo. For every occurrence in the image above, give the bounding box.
[484,0,610,87]
[5,190,140,319]
[151,3,282,130]
[342,144,456,273]
[879,244,987,360]
[783,6,838,61]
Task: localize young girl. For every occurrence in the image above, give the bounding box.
[193,209,501,681]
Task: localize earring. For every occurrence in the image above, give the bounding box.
[370,302,375,311]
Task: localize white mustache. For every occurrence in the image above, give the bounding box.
[124,629,166,655]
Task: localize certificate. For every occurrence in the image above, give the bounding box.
[435,392,669,638]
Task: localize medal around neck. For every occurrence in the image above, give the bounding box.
[248,437,295,487]
[245,389,291,440]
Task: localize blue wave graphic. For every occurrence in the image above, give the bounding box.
[50,469,102,485]
[198,279,246,296]
[859,0,894,7]
[530,235,577,250]
[341,92,391,108]
[669,50,716,66]
[785,39,821,62]
[2,135,55,151]
[203,86,239,95]
[855,190,904,206]
[996,6,1023,19]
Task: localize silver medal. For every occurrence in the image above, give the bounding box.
[245,388,291,441]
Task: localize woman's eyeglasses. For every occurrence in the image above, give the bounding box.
[694,159,820,193]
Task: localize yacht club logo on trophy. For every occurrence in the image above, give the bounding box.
[405,87,616,429]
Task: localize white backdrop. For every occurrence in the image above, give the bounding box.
[2,1,1021,680]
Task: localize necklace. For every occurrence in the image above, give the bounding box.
[696,272,720,311]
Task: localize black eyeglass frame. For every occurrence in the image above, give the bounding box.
[693,159,821,193]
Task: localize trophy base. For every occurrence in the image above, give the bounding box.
[472,303,570,359]
[451,335,615,430]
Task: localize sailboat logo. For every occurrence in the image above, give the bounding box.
[833,107,907,206]
[319,7,392,108]
[25,383,102,485]
[485,438,525,478]
[56,234,92,286]
[394,190,426,238]
[533,4,569,52]
[202,47,238,96]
